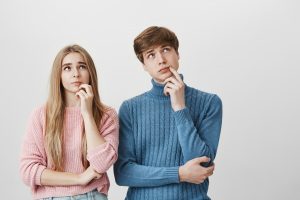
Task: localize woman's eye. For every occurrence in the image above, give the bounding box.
[79,65,86,69]
[63,66,71,71]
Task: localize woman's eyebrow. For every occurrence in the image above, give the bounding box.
[62,63,71,67]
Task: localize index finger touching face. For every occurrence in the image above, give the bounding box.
[79,84,93,95]
[169,67,183,83]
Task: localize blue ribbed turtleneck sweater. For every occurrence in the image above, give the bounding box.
[114,76,222,200]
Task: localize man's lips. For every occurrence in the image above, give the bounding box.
[159,67,170,72]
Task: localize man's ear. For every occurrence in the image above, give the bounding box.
[142,64,147,71]
[177,51,180,60]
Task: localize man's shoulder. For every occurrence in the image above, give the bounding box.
[186,86,222,114]
[187,85,219,101]
[121,92,148,105]
[119,92,148,111]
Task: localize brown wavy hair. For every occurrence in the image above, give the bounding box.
[133,26,179,63]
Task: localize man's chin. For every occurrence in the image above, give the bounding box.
[161,74,173,82]
[152,72,172,84]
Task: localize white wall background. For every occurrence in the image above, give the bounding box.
[0,0,299,199]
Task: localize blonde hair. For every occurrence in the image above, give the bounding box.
[45,44,105,171]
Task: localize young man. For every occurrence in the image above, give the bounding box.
[114,26,222,200]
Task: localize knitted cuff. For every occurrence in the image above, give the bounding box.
[173,108,193,125]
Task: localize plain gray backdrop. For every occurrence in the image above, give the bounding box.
[1,0,299,199]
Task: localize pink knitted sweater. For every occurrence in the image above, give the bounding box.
[20,105,119,199]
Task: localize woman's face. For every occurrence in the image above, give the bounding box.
[61,52,90,94]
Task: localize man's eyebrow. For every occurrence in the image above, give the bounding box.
[145,49,154,55]
[161,45,171,48]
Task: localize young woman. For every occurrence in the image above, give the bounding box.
[20,45,119,200]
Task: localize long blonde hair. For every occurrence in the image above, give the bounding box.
[45,44,105,171]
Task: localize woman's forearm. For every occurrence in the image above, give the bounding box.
[41,169,81,186]
[83,114,106,151]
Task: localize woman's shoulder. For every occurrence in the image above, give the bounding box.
[103,106,118,120]
[29,104,47,119]
[26,104,47,133]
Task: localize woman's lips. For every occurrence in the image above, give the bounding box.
[71,82,82,86]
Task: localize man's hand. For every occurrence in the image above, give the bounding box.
[163,67,185,111]
[179,157,214,184]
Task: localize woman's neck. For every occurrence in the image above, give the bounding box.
[64,91,80,107]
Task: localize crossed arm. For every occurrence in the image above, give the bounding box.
[114,97,222,187]
[20,106,119,188]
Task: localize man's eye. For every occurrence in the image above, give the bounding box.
[163,48,170,52]
[148,53,154,59]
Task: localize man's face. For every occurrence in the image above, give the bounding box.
[142,45,179,84]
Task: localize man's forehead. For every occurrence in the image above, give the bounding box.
[144,44,171,53]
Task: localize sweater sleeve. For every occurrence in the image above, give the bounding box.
[19,107,47,188]
[173,95,222,164]
[87,108,119,174]
[114,101,179,187]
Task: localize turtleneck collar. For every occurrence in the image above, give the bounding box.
[148,74,187,99]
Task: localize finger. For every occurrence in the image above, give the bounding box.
[205,166,215,175]
[165,82,179,90]
[163,76,180,86]
[79,84,92,96]
[79,84,93,96]
[169,67,183,83]
[95,174,101,179]
[79,90,88,98]
[163,84,172,96]
[76,90,88,99]
[164,87,172,96]
[96,173,103,179]
[76,87,87,95]
[206,166,215,174]
[192,156,210,164]
[76,91,85,100]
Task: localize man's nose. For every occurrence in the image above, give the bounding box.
[157,52,166,65]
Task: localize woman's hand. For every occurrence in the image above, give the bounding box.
[76,84,94,118]
[78,166,102,186]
